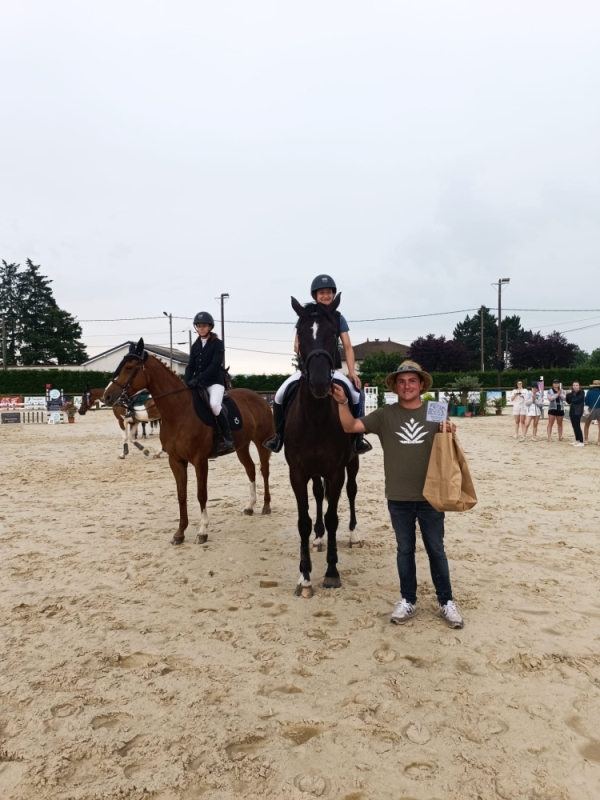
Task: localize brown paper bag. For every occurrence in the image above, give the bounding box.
[423,432,477,512]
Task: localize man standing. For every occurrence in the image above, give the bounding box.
[331,360,464,629]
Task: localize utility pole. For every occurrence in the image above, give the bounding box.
[188,329,192,353]
[1,314,6,370]
[494,278,510,388]
[163,311,173,370]
[479,306,485,372]
[220,293,229,367]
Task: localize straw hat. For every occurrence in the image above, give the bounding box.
[385,360,433,393]
[593,380,600,386]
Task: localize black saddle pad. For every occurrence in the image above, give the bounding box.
[192,388,243,431]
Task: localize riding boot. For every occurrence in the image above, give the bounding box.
[353,433,373,454]
[215,410,235,454]
[263,402,284,453]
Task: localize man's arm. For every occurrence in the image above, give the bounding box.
[339,332,361,389]
[331,384,366,433]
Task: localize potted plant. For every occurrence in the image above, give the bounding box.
[61,401,78,423]
[448,375,482,418]
[488,395,507,416]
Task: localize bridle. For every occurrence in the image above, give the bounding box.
[299,311,337,385]
[110,352,191,408]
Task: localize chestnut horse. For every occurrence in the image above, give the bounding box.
[79,387,163,458]
[285,295,359,598]
[103,340,274,544]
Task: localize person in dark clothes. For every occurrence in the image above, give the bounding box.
[184,311,234,454]
[566,382,585,447]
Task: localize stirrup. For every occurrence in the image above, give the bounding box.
[217,436,235,454]
[353,435,372,455]
[263,434,283,453]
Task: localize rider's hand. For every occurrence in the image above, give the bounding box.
[187,378,199,388]
[330,384,348,404]
[348,372,362,390]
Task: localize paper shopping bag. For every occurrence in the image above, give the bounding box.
[423,432,477,512]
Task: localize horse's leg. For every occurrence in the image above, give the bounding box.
[312,477,325,551]
[192,458,210,543]
[346,456,362,547]
[141,421,147,438]
[323,472,345,589]
[169,456,189,545]
[119,417,130,459]
[290,469,313,598]
[256,444,272,515]
[235,443,258,516]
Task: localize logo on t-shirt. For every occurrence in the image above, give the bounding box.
[396,418,427,444]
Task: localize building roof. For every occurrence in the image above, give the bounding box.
[82,341,189,366]
[342,338,410,361]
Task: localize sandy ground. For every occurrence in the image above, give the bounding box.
[1,410,600,800]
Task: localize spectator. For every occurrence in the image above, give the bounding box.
[510,380,527,440]
[546,379,567,442]
[522,382,543,442]
[583,379,600,446]
[566,382,585,447]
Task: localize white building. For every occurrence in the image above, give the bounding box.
[81,342,189,376]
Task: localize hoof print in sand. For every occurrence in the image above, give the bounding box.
[373,646,396,663]
[225,736,266,762]
[294,773,331,796]
[403,761,437,780]
[91,712,133,730]
[403,722,431,745]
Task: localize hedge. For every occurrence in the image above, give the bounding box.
[361,367,600,390]
[0,369,293,395]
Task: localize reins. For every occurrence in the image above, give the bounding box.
[112,354,191,410]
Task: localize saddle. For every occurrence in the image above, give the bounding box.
[191,387,243,432]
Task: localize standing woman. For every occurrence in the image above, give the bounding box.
[523,382,543,442]
[566,382,585,447]
[546,379,567,442]
[583,379,600,445]
[510,380,527,439]
[184,311,234,454]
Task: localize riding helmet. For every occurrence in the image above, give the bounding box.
[310,274,337,298]
[193,311,215,328]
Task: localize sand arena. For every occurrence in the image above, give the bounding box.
[1,411,599,800]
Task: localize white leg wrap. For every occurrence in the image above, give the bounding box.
[349,527,362,545]
[245,481,257,512]
[297,574,312,587]
[199,508,209,537]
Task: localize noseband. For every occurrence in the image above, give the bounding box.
[109,355,146,398]
[301,348,335,382]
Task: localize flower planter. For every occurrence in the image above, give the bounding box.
[68,416,75,423]
[495,408,502,416]
[456,406,467,417]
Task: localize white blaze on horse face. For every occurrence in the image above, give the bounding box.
[245,481,257,513]
[311,321,319,341]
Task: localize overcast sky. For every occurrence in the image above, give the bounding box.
[1,1,599,373]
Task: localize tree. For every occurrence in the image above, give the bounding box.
[453,308,531,371]
[0,261,22,365]
[358,350,407,385]
[510,331,576,370]
[0,258,87,365]
[588,348,600,368]
[572,345,590,367]
[408,334,470,372]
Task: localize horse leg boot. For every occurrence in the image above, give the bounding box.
[263,402,285,453]
[215,410,235,455]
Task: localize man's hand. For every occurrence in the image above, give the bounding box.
[439,420,456,434]
[331,384,348,404]
[348,372,362,390]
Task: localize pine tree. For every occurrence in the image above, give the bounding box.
[0,261,22,365]
[453,308,498,371]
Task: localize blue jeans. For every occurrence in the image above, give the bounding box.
[387,500,453,606]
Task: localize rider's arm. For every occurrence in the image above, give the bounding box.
[183,346,195,384]
[340,332,362,389]
[331,384,366,433]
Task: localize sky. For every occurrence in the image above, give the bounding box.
[1,0,599,373]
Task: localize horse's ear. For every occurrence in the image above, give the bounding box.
[331,292,341,311]
[128,342,136,353]
[291,297,304,317]
[136,338,145,355]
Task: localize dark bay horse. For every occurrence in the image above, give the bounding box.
[79,386,163,458]
[285,295,359,598]
[103,340,275,544]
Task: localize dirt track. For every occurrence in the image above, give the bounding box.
[1,411,599,799]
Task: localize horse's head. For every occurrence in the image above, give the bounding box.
[103,339,148,406]
[78,385,92,415]
[292,293,341,399]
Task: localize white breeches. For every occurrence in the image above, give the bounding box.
[207,384,225,415]
[274,370,360,406]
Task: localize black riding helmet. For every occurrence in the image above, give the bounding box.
[310,274,337,298]
[193,311,215,329]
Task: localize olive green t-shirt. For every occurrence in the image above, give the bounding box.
[361,402,439,502]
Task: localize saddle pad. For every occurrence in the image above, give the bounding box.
[192,388,243,431]
[282,377,353,418]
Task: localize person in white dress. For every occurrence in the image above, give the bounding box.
[510,380,527,439]
[522,382,543,442]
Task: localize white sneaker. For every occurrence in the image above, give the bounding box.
[532,437,538,442]
[390,599,417,625]
[439,600,464,628]
[573,442,585,448]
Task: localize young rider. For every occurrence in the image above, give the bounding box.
[263,275,371,455]
[184,311,234,454]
